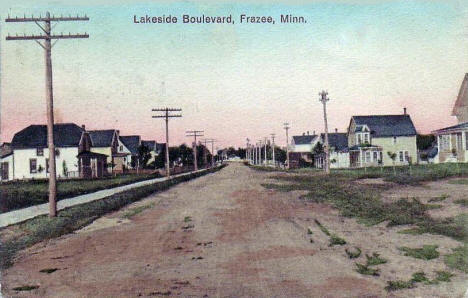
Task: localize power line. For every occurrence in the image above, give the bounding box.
[5,11,89,218]
[152,107,182,177]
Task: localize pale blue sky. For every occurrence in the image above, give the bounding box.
[1,0,467,148]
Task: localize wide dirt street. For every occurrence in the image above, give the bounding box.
[1,163,464,297]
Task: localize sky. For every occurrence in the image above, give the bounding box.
[1,0,467,149]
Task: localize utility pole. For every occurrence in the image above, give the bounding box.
[283,123,290,169]
[201,138,216,168]
[264,137,267,165]
[186,130,204,171]
[246,138,250,163]
[271,133,276,167]
[319,90,330,174]
[6,12,89,218]
[258,140,262,165]
[152,108,182,177]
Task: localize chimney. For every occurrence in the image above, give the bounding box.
[335,128,338,133]
[307,131,309,135]
[403,107,407,115]
[302,132,305,136]
[81,124,86,130]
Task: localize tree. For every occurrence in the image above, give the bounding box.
[138,144,152,169]
[417,134,435,150]
[387,151,397,175]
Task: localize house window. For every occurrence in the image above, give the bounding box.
[439,135,450,151]
[46,158,49,173]
[379,152,383,163]
[119,145,123,151]
[393,137,397,144]
[365,151,371,163]
[357,134,362,145]
[37,148,44,156]
[30,159,37,173]
[399,151,404,162]
[364,133,369,144]
[373,151,378,161]
[404,151,409,162]
[55,149,60,157]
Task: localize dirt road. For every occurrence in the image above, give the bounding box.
[1,163,465,297]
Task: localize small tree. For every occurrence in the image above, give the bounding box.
[387,151,397,175]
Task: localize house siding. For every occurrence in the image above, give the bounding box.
[12,147,79,179]
[372,136,417,165]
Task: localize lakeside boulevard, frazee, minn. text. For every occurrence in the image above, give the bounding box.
[133,14,307,24]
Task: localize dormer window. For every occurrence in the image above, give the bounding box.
[37,148,44,156]
[393,137,397,144]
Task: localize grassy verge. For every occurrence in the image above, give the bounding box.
[0,165,225,269]
[0,172,165,213]
[398,245,439,260]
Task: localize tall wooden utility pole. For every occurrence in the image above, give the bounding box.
[186,130,204,171]
[264,137,267,165]
[319,90,330,174]
[152,108,182,177]
[246,138,250,163]
[271,133,276,167]
[283,123,290,169]
[258,140,263,164]
[6,12,89,218]
[202,138,217,167]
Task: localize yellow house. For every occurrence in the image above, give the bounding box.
[347,109,418,167]
[88,129,130,173]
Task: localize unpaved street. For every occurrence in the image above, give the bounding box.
[1,163,465,297]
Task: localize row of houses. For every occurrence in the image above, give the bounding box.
[0,123,164,181]
[289,73,468,169]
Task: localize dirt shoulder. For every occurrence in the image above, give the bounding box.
[1,163,466,297]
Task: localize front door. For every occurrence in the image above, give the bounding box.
[1,162,9,180]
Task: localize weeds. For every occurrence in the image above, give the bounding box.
[355,262,380,276]
[454,199,468,207]
[365,253,387,266]
[428,194,449,203]
[398,245,439,260]
[385,280,414,291]
[39,268,58,274]
[12,285,39,291]
[314,219,331,236]
[329,234,347,246]
[386,270,455,291]
[184,216,192,223]
[307,227,313,235]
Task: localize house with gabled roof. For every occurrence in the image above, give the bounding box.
[452,73,468,123]
[347,109,417,167]
[88,129,130,173]
[120,135,141,169]
[8,123,88,180]
[314,131,350,169]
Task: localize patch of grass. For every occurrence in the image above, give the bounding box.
[425,204,443,210]
[12,285,39,291]
[39,268,58,274]
[355,262,380,276]
[385,280,414,291]
[122,202,155,219]
[329,234,347,246]
[454,199,468,207]
[307,227,313,235]
[314,219,331,236]
[428,194,449,203]
[184,216,192,223]
[0,166,225,270]
[365,252,387,266]
[444,244,468,273]
[433,271,454,283]
[398,245,439,260]
[410,271,429,283]
[345,247,362,259]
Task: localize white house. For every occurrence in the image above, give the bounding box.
[290,132,320,163]
[8,123,86,180]
[432,122,468,163]
[452,73,468,123]
[314,132,350,169]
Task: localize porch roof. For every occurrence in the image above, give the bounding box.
[432,121,468,134]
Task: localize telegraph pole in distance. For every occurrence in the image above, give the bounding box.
[6,12,89,218]
[246,138,250,163]
[264,137,267,165]
[271,133,276,167]
[152,108,182,177]
[283,123,290,169]
[319,90,330,174]
[201,138,217,167]
[186,130,204,171]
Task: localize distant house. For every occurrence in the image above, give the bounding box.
[88,129,130,173]
[9,123,86,180]
[452,73,468,123]
[314,132,349,169]
[432,122,468,163]
[120,135,141,169]
[347,109,418,167]
[1,143,13,181]
[290,132,320,165]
